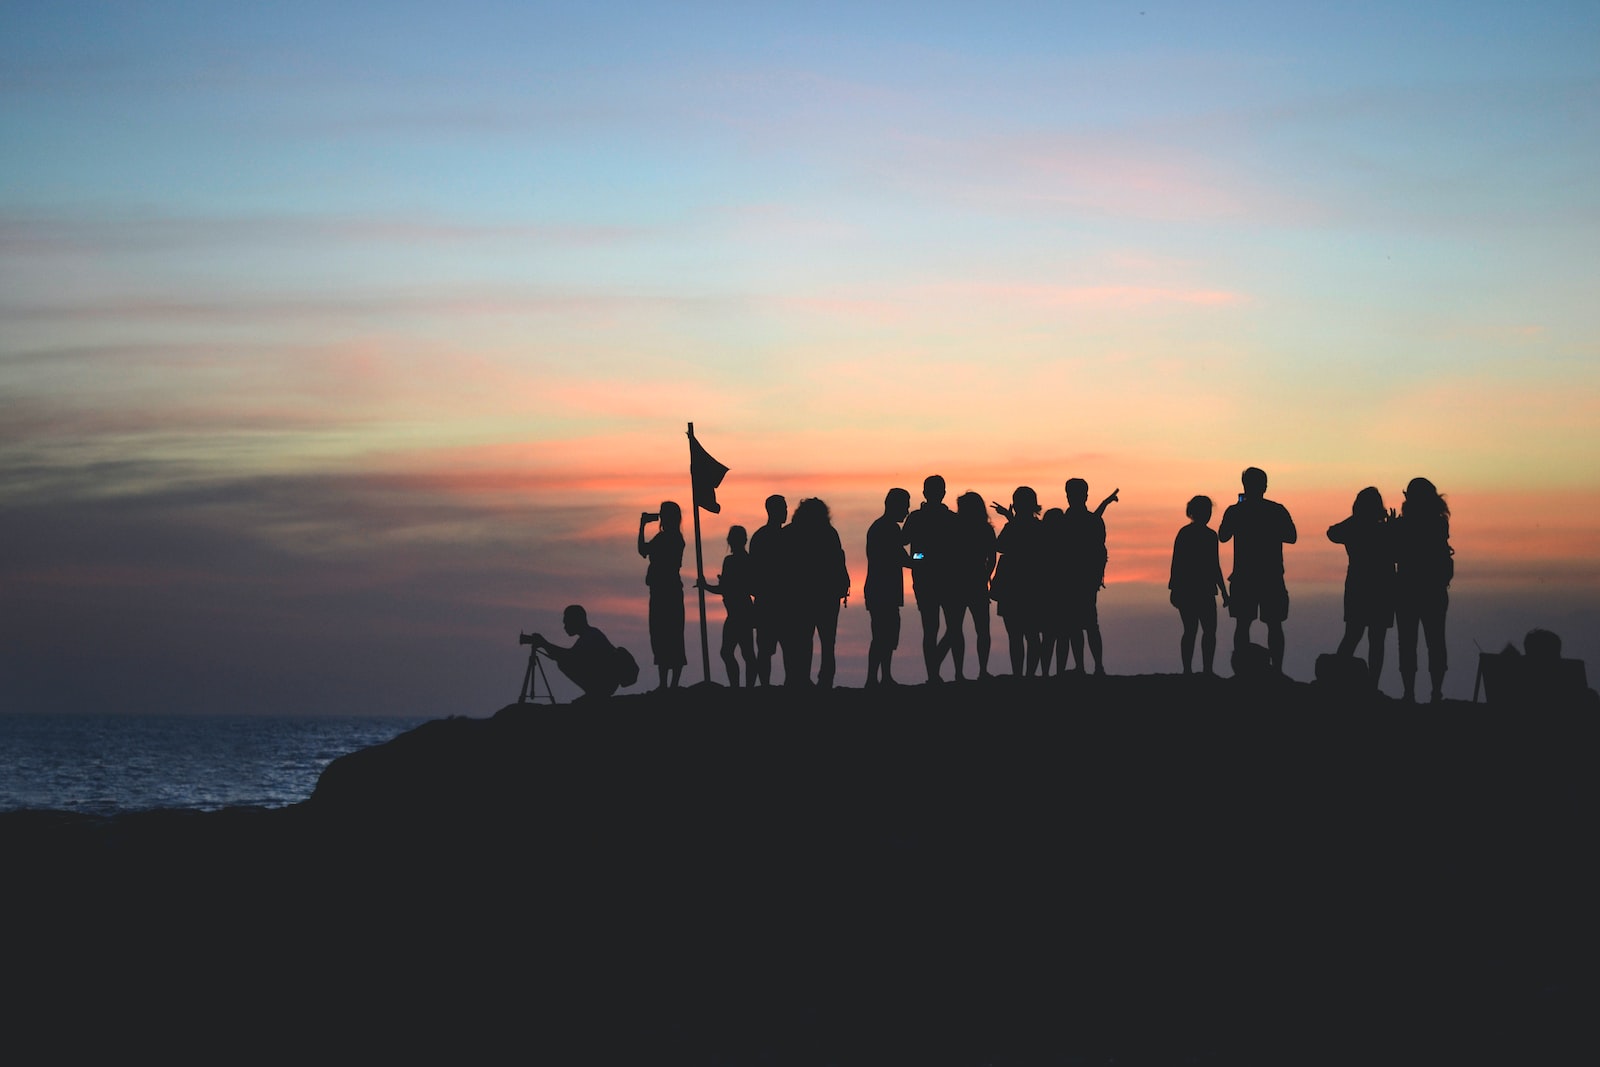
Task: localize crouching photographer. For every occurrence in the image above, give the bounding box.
[521,605,636,702]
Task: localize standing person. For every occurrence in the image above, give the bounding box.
[784,497,851,688]
[1218,467,1298,674]
[992,486,1046,677]
[749,494,789,686]
[946,491,997,679]
[1168,496,1230,675]
[696,526,756,687]
[865,488,912,686]
[902,474,960,682]
[1326,487,1395,689]
[1037,507,1068,674]
[638,501,686,689]
[1393,477,1453,702]
[1060,479,1116,675]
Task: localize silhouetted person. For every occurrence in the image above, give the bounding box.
[524,605,621,701]
[1038,507,1067,674]
[696,525,756,687]
[1060,479,1116,675]
[1327,486,1394,689]
[945,491,997,679]
[902,475,961,682]
[783,497,850,688]
[1486,628,1594,707]
[1169,495,1229,675]
[749,494,789,686]
[639,501,686,689]
[1219,467,1297,673]
[992,486,1046,677]
[1523,627,1561,663]
[865,488,912,686]
[1393,476,1453,702]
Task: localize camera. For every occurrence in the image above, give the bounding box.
[1238,493,1246,504]
[642,511,660,522]
[912,551,925,560]
[519,631,543,647]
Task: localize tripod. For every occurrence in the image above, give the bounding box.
[519,645,558,704]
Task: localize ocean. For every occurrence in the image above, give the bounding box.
[0,714,431,815]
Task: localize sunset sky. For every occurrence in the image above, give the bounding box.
[4,2,1597,712]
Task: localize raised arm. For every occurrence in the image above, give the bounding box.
[1094,487,1120,517]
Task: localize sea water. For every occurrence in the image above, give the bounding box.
[0,714,430,815]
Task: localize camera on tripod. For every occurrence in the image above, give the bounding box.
[517,632,556,704]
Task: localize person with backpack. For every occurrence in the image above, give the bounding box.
[524,605,630,701]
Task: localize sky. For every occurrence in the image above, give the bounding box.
[3,1,1598,712]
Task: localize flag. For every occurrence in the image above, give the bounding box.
[689,430,729,514]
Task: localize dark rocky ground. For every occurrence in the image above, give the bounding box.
[5,673,1597,1063]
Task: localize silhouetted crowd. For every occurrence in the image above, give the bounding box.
[567,467,1457,702]
[522,465,1600,709]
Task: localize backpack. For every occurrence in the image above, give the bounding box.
[614,646,640,688]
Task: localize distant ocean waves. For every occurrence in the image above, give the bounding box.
[0,714,430,815]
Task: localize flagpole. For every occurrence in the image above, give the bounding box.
[687,422,713,684]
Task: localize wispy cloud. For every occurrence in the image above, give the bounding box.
[0,288,745,325]
[0,211,649,254]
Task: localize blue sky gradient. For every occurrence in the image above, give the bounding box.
[4,2,1597,709]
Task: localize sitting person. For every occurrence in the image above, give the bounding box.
[524,605,623,700]
[1522,627,1562,664]
[1481,628,1595,707]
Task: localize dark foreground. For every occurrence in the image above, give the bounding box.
[6,674,1597,1063]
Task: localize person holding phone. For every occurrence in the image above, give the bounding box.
[902,474,960,682]
[638,501,686,689]
[864,488,913,686]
